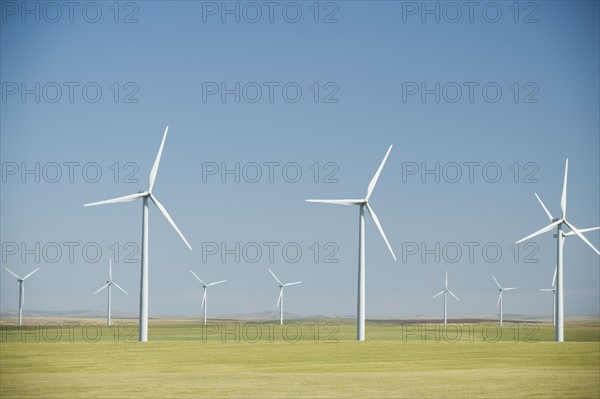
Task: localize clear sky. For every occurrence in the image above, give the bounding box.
[1,1,599,319]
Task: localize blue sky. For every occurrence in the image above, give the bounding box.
[1,1,599,319]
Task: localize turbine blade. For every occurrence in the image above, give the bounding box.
[149,126,169,193]
[305,199,363,206]
[365,203,396,261]
[112,282,128,295]
[516,220,562,244]
[492,274,502,289]
[84,192,146,207]
[150,195,192,251]
[534,193,554,222]
[504,287,517,291]
[366,145,393,201]
[539,288,554,292]
[22,268,39,280]
[448,290,460,301]
[552,266,557,288]
[445,271,448,289]
[4,267,21,280]
[190,271,206,286]
[109,258,112,280]
[207,280,226,286]
[564,220,600,256]
[564,226,600,236]
[201,290,206,309]
[276,289,282,308]
[284,281,302,287]
[432,290,445,299]
[269,269,283,286]
[561,159,568,219]
[497,292,502,308]
[93,283,110,295]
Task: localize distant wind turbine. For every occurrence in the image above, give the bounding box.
[492,275,516,327]
[190,271,226,325]
[93,259,128,326]
[4,267,39,326]
[269,269,302,325]
[539,266,557,326]
[84,126,192,342]
[432,271,459,325]
[516,159,599,341]
[306,145,396,341]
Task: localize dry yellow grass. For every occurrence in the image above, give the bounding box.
[1,319,598,398]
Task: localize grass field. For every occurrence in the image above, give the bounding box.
[1,318,599,398]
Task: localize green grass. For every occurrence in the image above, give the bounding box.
[1,318,599,398]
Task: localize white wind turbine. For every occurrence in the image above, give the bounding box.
[84,126,192,342]
[4,267,39,326]
[492,275,516,327]
[306,145,396,341]
[432,271,459,325]
[269,269,302,325]
[539,266,557,326]
[516,159,600,342]
[93,259,128,326]
[190,271,226,325]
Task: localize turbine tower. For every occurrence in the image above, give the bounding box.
[492,275,516,327]
[516,159,599,342]
[84,126,192,342]
[539,266,557,326]
[432,271,459,325]
[269,269,302,325]
[93,259,128,326]
[306,145,396,341]
[190,271,226,325]
[4,267,39,326]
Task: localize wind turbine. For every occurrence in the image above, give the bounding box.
[93,259,128,326]
[84,126,192,342]
[306,145,396,341]
[516,159,600,342]
[268,269,302,325]
[3,267,39,326]
[539,266,557,326]
[190,271,226,325]
[492,275,516,327]
[432,271,459,325]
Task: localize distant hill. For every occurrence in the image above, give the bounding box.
[0,309,136,319]
[1,309,597,322]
